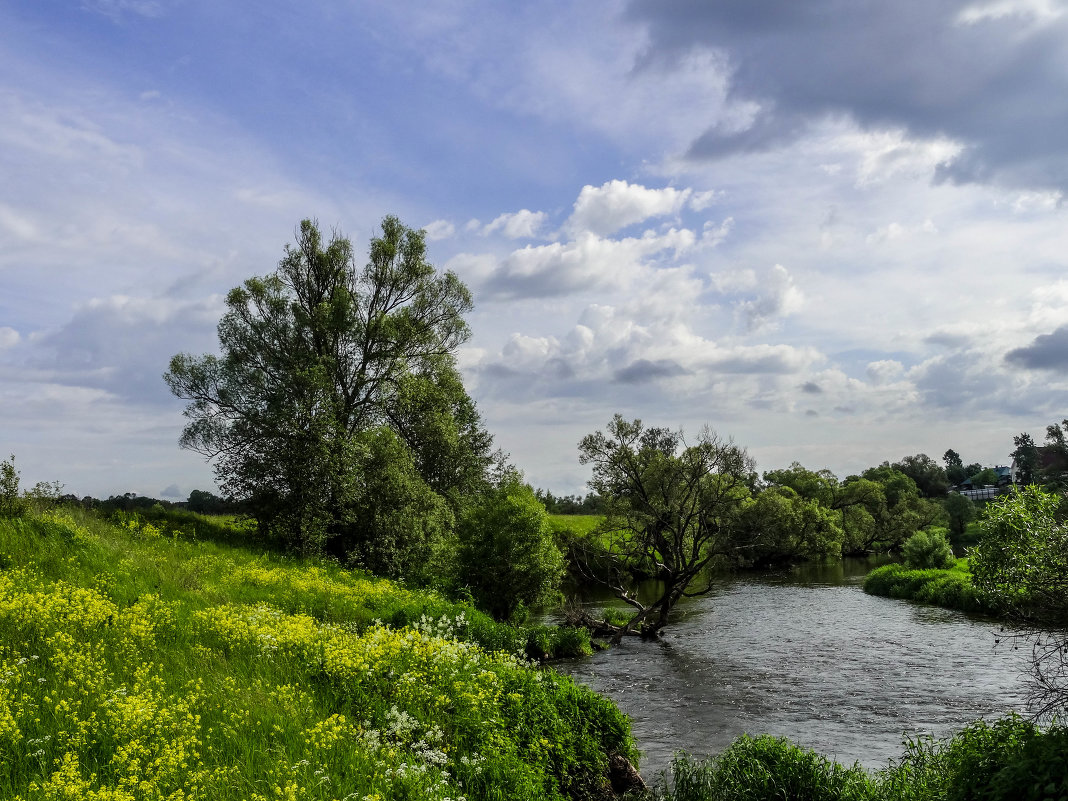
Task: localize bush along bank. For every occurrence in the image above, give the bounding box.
[862,560,996,615]
[0,507,636,800]
[638,716,1068,801]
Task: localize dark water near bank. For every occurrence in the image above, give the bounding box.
[554,558,1032,779]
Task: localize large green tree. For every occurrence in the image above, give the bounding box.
[1011,432,1039,486]
[165,217,491,564]
[575,415,754,641]
[943,448,964,479]
[892,453,950,498]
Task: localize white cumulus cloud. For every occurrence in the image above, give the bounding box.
[736,265,804,332]
[566,180,692,236]
[866,359,905,385]
[485,228,695,299]
[422,219,456,241]
[483,209,547,239]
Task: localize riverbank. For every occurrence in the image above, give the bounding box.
[635,717,1068,800]
[0,506,634,800]
[862,559,996,615]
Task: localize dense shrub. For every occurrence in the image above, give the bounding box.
[647,736,874,801]
[455,475,566,621]
[863,562,994,615]
[878,716,1068,801]
[644,717,1068,801]
[971,486,1068,624]
[901,526,955,569]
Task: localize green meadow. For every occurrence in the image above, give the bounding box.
[0,506,632,801]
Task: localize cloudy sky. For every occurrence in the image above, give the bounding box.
[3,0,1068,499]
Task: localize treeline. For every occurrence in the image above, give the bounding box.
[534,489,605,515]
[741,461,947,563]
[54,488,245,515]
[545,450,994,570]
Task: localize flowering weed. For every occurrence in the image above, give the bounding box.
[0,509,630,800]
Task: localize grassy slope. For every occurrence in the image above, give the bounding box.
[0,508,633,801]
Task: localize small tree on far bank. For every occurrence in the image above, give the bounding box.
[0,455,25,518]
[943,492,976,540]
[1011,433,1039,486]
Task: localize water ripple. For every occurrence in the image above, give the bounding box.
[555,561,1031,778]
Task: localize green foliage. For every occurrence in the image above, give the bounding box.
[646,736,875,801]
[763,461,840,506]
[901,527,955,569]
[339,426,454,583]
[643,717,1068,801]
[878,716,1068,801]
[1012,433,1039,486]
[455,475,566,621]
[968,467,1000,487]
[892,453,950,498]
[739,486,843,565]
[944,448,968,485]
[1041,419,1068,490]
[577,415,754,639]
[863,562,994,615]
[165,217,491,559]
[0,455,25,518]
[943,492,976,540]
[185,489,234,514]
[536,490,605,515]
[547,513,604,540]
[853,466,947,553]
[0,506,620,800]
[971,486,1068,623]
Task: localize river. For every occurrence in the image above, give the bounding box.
[554,558,1032,780]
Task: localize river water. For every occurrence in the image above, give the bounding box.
[554,558,1032,779]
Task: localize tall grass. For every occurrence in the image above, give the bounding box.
[647,736,875,801]
[642,717,1068,801]
[0,507,630,800]
[862,561,996,615]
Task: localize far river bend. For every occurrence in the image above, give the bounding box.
[553,558,1032,779]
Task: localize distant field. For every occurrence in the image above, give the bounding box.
[546,513,604,538]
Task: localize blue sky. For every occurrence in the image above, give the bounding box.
[3,0,1068,499]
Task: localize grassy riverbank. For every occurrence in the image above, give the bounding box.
[862,559,996,615]
[639,716,1068,801]
[0,506,634,800]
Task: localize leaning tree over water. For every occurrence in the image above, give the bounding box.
[573,415,755,642]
